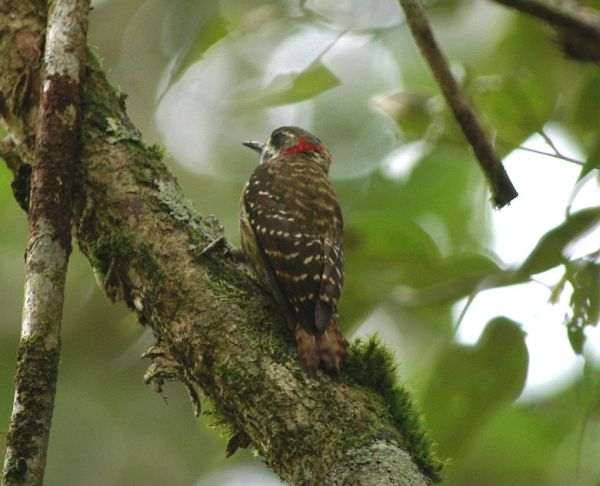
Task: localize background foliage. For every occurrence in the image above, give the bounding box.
[1,0,599,484]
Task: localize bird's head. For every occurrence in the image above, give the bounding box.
[243,126,332,172]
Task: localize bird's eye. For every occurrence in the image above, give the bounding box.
[270,129,288,148]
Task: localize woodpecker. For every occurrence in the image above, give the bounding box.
[240,126,347,374]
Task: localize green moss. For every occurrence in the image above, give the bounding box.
[85,47,105,72]
[148,143,165,160]
[82,60,116,132]
[122,143,170,187]
[105,116,141,143]
[90,233,134,274]
[208,274,249,302]
[345,335,444,482]
[83,51,143,146]
[88,232,143,303]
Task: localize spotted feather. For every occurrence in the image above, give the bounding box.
[240,127,347,373]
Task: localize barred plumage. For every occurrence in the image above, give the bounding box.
[241,127,347,374]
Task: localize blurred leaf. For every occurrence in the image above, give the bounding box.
[426,0,464,14]
[567,324,585,355]
[346,212,441,265]
[421,317,528,458]
[472,73,551,155]
[572,70,600,134]
[564,260,600,354]
[336,148,491,321]
[341,213,441,324]
[451,397,580,485]
[519,207,600,276]
[549,272,568,304]
[236,62,340,108]
[487,14,563,102]
[170,11,229,84]
[394,147,485,247]
[373,91,434,141]
[582,359,600,413]
[475,14,568,157]
[403,253,502,307]
[576,138,600,183]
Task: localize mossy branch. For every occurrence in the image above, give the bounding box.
[0,1,441,484]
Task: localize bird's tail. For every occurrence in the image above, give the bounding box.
[295,323,348,375]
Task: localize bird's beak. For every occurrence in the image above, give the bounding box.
[243,140,264,154]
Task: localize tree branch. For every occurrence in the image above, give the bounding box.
[490,0,600,62]
[1,1,90,484]
[0,1,441,484]
[398,0,518,208]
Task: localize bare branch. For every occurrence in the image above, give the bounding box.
[398,0,518,208]
[2,0,90,484]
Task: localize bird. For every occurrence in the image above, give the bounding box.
[240,126,347,374]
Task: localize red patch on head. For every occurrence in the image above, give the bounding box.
[282,137,324,156]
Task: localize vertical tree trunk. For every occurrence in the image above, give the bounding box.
[2,0,89,484]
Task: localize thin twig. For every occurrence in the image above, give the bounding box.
[2,0,90,484]
[515,145,584,165]
[538,128,564,157]
[398,0,518,208]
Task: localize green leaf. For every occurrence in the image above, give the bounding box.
[472,73,549,154]
[576,138,600,183]
[345,212,441,266]
[171,11,229,84]
[519,207,600,277]
[385,146,484,247]
[564,260,600,354]
[340,213,441,323]
[573,70,600,134]
[567,324,585,355]
[237,62,341,108]
[421,317,528,458]
[373,91,434,141]
[405,253,502,307]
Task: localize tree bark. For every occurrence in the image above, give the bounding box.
[0,1,439,484]
[2,0,89,484]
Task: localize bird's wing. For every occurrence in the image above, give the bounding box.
[242,160,343,334]
[315,232,344,331]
